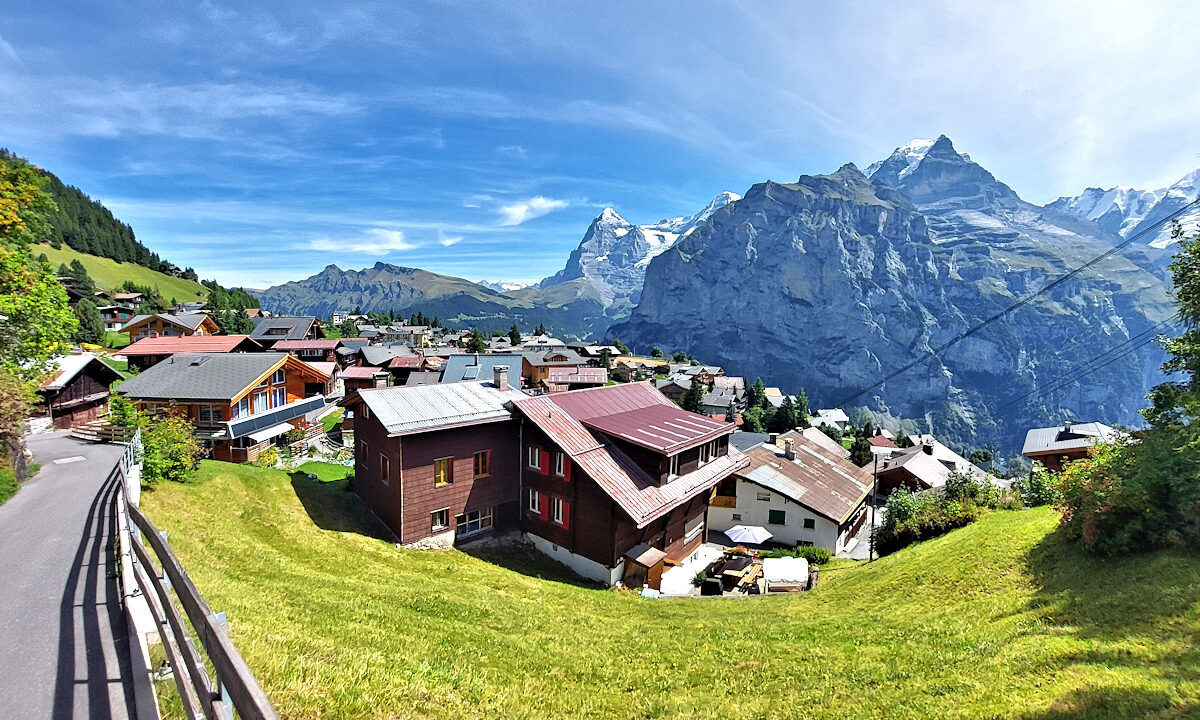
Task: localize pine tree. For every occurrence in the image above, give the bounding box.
[73,299,105,345]
[724,405,736,423]
[681,379,705,413]
[849,435,873,467]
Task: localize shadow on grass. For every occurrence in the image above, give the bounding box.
[289,473,393,541]
[464,541,606,590]
[1020,526,1200,718]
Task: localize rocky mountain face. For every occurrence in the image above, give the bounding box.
[538,192,740,311]
[1050,168,1200,250]
[256,262,608,338]
[612,136,1174,454]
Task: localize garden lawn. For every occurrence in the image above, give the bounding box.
[320,409,344,435]
[142,461,1200,720]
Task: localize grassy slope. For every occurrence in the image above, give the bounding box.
[143,461,1200,720]
[34,243,208,302]
[0,467,17,507]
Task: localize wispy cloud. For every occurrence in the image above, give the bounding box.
[310,228,418,254]
[438,233,462,247]
[497,196,569,226]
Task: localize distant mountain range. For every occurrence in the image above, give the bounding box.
[1049,168,1200,250]
[612,135,1179,453]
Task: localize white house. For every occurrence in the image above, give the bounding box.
[811,408,849,432]
[709,433,872,554]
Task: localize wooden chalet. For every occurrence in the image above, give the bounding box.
[520,349,585,387]
[272,339,341,363]
[97,304,137,331]
[340,365,392,394]
[121,335,264,371]
[122,312,219,342]
[117,353,330,462]
[540,366,608,393]
[876,436,988,492]
[1021,421,1117,472]
[512,382,748,587]
[36,354,124,429]
[249,316,324,349]
[340,365,527,546]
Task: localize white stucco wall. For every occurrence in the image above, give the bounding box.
[708,479,843,551]
[525,532,624,585]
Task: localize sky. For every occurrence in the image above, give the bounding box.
[3,1,1200,289]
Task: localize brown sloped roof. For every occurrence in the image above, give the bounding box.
[121,335,262,356]
[737,440,872,524]
[513,383,747,528]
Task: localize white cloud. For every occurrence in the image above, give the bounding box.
[497,196,569,226]
[439,234,462,247]
[309,227,418,254]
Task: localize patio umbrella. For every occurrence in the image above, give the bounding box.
[725,525,773,545]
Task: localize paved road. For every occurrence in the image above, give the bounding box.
[0,432,137,719]
[840,502,886,561]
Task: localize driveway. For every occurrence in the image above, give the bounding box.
[0,432,137,719]
[839,503,886,561]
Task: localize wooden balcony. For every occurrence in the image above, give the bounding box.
[710,495,737,509]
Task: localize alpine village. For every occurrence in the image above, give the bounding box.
[2,6,1200,720]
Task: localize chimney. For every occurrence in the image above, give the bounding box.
[1064,420,1072,432]
[922,438,934,455]
[493,364,509,390]
[769,433,779,447]
[784,438,796,461]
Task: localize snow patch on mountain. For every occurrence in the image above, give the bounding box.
[864,138,971,182]
[477,279,530,293]
[1049,168,1200,248]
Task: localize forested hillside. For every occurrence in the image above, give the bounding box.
[2,149,197,279]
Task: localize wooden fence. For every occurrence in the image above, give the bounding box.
[112,430,280,720]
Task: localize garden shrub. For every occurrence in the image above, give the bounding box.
[1013,463,1060,507]
[141,414,202,485]
[254,446,280,468]
[759,546,831,565]
[872,486,984,556]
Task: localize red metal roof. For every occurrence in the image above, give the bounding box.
[388,356,425,368]
[868,435,898,448]
[341,366,389,379]
[121,335,261,356]
[272,339,340,350]
[513,382,747,528]
[581,404,730,454]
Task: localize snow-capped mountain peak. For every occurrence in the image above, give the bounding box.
[1048,166,1200,247]
[864,136,972,181]
[477,279,530,293]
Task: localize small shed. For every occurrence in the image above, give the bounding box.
[622,543,667,591]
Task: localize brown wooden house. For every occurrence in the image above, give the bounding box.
[117,353,330,462]
[340,365,527,546]
[1021,421,1117,472]
[512,382,748,587]
[121,312,220,342]
[37,354,124,429]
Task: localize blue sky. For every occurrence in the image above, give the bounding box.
[3,1,1199,288]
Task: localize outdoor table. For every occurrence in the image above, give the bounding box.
[720,556,751,589]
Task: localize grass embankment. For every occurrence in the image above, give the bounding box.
[143,461,1200,719]
[33,243,208,302]
[0,467,18,507]
[320,409,344,435]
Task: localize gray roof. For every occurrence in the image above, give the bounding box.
[730,432,771,452]
[521,349,584,367]
[441,354,522,383]
[404,371,442,387]
[250,316,318,341]
[702,392,733,408]
[360,345,415,366]
[356,380,524,436]
[1022,422,1117,456]
[117,353,287,401]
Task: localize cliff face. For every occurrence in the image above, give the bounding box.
[614,139,1174,453]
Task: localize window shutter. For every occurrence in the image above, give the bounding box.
[561,500,571,530]
[540,449,550,476]
[540,496,551,522]
[562,456,571,482]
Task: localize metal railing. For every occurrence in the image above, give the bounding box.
[113,430,280,720]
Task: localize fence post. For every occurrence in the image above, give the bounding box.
[159,530,171,592]
[214,611,233,716]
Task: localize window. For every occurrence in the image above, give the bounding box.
[272,387,286,407]
[768,509,786,525]
[668,454,679,477]
[359,440,368,460]
[473,450,491,478]
[253,391,269,414]
[528,489,541,513]
[271,369,285,384]
[232,396,250,419]
[527,445,541,470]
[756,491,771,502]
[362,405,370,420]
[731,513,742,521]
[552,496,564,525]
[379,454,390,485]
[431,508,449,531]
[434,457,453,486]
[708,440,720,459]
[456,508,493,537]
[554,451,565,477]
[197,405,222,424]
[698,443,710,466]
[803,518,816,530]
